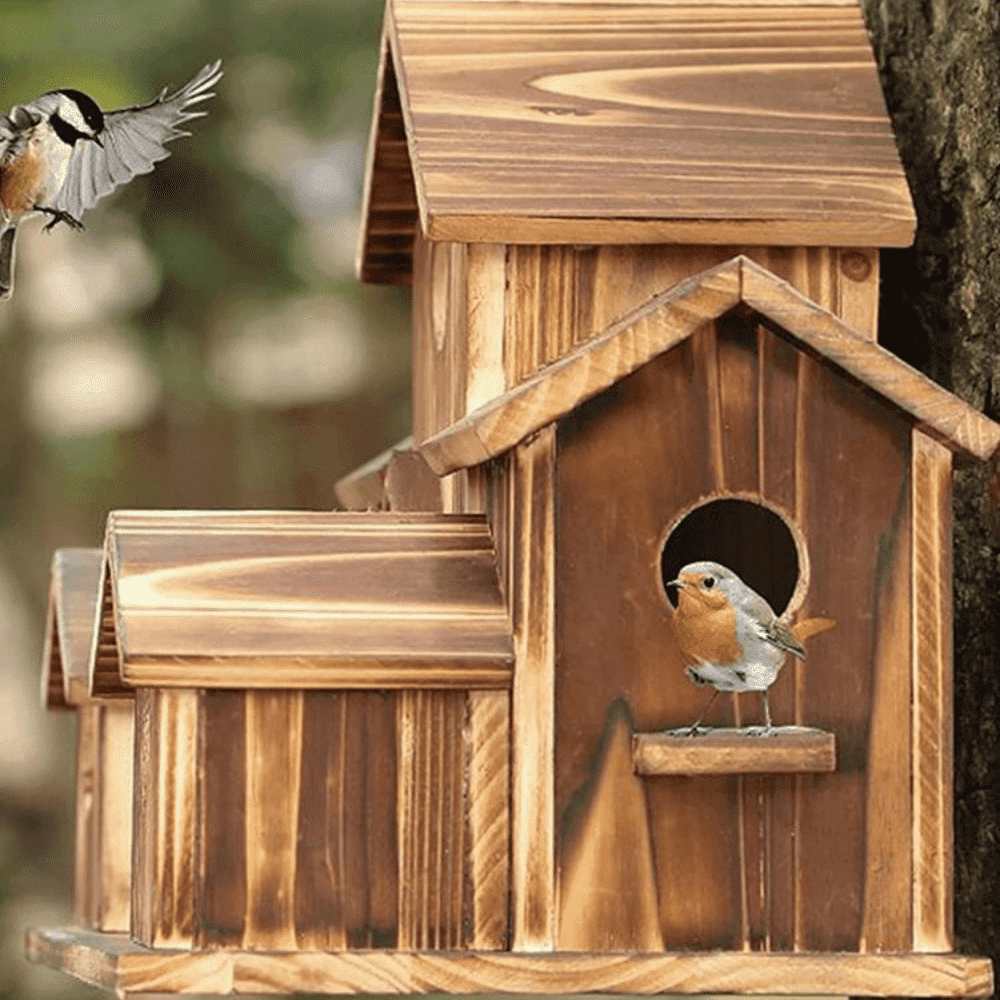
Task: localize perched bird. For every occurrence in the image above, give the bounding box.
[0,60,222,299]
[667,560,833,736]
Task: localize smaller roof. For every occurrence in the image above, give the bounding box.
[359,0,916,285]
[40,549,104,709]
[335,435,443,512]
[92,510,512,695]
[417,255,1000,474]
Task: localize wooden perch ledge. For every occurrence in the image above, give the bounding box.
[633,727,837,776]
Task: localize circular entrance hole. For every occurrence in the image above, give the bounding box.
[660,497,803,616]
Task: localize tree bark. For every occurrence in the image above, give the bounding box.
[864,0,1000,964]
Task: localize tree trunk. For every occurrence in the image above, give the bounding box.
[864,0,1000,964]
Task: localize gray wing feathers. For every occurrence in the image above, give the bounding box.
[54,60,222,219]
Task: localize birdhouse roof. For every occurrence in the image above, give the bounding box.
[90,510,513,695]
[417,255,1000,473]
[358,0,916,285]
[41,548,105,709]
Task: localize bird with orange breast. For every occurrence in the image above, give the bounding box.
[667,560,834,736]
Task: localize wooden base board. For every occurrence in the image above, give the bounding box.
[633,727,837,776]
[26,927,992,997]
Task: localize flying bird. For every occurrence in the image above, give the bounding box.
[0,60,222,299]
[667,560,834,735]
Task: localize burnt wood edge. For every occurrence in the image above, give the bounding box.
[25,927,994,997]
[633,728,836,776]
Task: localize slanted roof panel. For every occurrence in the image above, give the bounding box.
[98,511,513,691]
[360,0,914,276]
[41,549,104,709]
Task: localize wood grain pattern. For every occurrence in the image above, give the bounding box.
[373,1,914,252]
[42,549,105,708]
[357,26,419,286]
[73,705,99,926]
[419,257,742,472]
[421,255,1000,474]
[102,510,512,689]
[131,688,199,948]
[911,429,955,952]
[95,702,134,931]
[467,689,510,950]
[466,243,507,413]
[633,729,836,776]
[511,427,556,950]
[397,690,467,949]
[26,927,995,997]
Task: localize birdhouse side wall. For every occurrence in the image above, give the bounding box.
[552,314,915,953]
[129,686,508,951]
[411,238,879,452]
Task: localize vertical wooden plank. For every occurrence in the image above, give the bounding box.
[466,244,507,413]
[397,690,466,949]
[412,233,436,443]
[295,692,349,951]
[511,426,556,951]
[860,468,912,952]
[131,688,198,948]
[837,248,880,341]
[74,704,99,928]
[716,309,760,495]
[911,429,955,952]
[244,690,303,950]
[467,690,510,950]
[197,691,247,948]
[96,701,134,932]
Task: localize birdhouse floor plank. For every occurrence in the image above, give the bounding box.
[25,926,994,997]
[633,727,836,775]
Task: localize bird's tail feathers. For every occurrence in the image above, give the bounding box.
[790,616,837,644]
[0,226,16,300]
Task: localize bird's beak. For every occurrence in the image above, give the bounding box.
[89,134,104,148]
[666,578,686,589]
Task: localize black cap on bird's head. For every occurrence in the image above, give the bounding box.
[50,89,105,146]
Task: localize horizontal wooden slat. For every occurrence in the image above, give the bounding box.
[102,510,512,690]
[418,256,1000,473]
[26,927,994,997]
[42,549,104,708]
[633,728,836,775]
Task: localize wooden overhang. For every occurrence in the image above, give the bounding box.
[358,0,917,285]
[334,435,443,512]
[41,549,105,709]
[89,510,513,695]
[417,255,1000,474]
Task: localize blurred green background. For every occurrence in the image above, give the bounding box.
[0,2,410,997]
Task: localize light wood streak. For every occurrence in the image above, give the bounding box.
[419,258,742,472]
[633,730,836,776]
[511,427,556,950]
[466,244,507,412]
[26,927,996,997]
[100,510,512,691]
[96,703,134,931]
[467,690,510,949]
[911,430,954,951]
[244,691,304,950]
[132,689,199,948]
[368,1,915,260]
[397,690,466,949]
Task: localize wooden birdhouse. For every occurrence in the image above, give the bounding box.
[27,0,1000,997]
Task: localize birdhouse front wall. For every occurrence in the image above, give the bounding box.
[551,312,949,954]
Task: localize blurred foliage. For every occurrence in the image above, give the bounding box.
[0,1,410,997]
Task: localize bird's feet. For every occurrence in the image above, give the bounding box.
[39,208,84,232]
[742,724,777,738]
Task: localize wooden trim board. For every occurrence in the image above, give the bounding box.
[26,927,993,997]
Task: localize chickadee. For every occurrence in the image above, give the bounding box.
[0,60,222,299]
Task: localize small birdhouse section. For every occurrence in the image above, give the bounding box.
[26,0,999,997]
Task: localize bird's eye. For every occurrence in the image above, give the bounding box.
[703,576,716,589]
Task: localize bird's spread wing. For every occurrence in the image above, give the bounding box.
[53,60,222,220]
[756,618,807,659]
